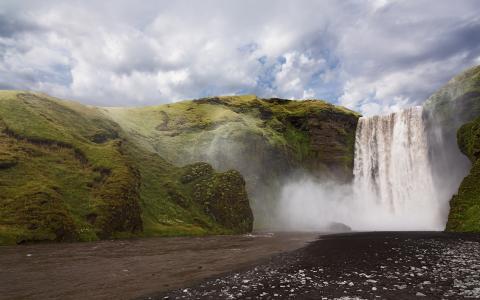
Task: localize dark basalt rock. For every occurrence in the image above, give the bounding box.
[89,129,119,143]
[154,111,169,131]
[327,222,352,232]
[258,106,273,120]
[263,97,292,105]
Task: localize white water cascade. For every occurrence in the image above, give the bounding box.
[275,106,450,232]
[352,106,443,230]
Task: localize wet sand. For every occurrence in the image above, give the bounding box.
[156,232,480,299]
[0,232,317,300]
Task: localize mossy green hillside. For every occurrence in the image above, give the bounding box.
[422,65,480,232]
[104,95,359,227]
[446,116,480,232]
[0,91,142,244]
[105,95,359,177]
[0,91,252,245]
[424,65,480,128]
[127,144,253,237]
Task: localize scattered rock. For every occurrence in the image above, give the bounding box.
[327,222,352,232]
[157,233,480,299]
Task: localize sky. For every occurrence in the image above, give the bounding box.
[0,0,479,115]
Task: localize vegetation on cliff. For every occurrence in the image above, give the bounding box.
[424,65,480,128]
[104,95,359,227]
[0,89,358,243]
[423,65,480,232]
[446,116,480,232]
[105,95,359,177]
[0,91,252,245]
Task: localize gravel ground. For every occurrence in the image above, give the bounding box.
[151,232,480,300]
[0,232,316,300]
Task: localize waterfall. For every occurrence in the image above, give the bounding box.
[275,106,450,232]
[353,106,443,230]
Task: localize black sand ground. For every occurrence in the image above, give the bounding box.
[0,233,317,300]
[151,232,480,299]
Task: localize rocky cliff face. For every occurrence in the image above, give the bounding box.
[424,65,480,133]
[446,116,480,231]
[0,91,253,245]
[0,90,359,242]
[423,65,480,232]
[104,95,360,228]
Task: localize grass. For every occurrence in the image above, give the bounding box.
[104,95,360,225]
[0,91,252,244]
[424,65,480,129]
[105,95,360,174]
[0,130,97,244]
[446,116,480,232]
[0,90,361,243]
[421,65,480,232]
[4,63,480,239]
[0,91,143,243]
[124,144,251,237]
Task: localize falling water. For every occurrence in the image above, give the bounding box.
[353,106,443,230]
[275,106,452,231]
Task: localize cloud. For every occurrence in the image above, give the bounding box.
[336,0,480,114]
[0,0,479,113]
[0,13,42,38]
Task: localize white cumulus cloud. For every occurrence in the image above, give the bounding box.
[0,0,479,114]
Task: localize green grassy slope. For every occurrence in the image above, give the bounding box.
[0,91,252,245]
[446,116,480,231]
[103,95,360,227]
[423,65,480,232]
[424,65,480,128]
[105,95,359,175]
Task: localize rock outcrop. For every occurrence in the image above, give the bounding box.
[104,95,360,228]
[423,65,480,232]
[0,91,253,245]
[446,116,480,231]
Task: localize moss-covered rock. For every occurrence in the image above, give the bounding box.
[0,186,79,244]
[0,90,357,241]
[92,163,143,238]
[180,162,214,184]
[457,119,480,162]
[0,91,253,244]
[190,169,253,233]
[104,95,359,227]
[424,65,480,129]
[422,65,480,232]
[446,117,480,232]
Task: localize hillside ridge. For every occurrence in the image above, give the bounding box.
[0,91,253,244]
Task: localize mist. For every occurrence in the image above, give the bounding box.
[274,106,468,232]
[274,177,353,231]
[185,99,472,233]
[274,175,446,232]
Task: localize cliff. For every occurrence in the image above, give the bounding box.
[103,95,360,227]
[423,65,480,232]
[0,91,252,245]
[424,65,480,128]
[0,91,357,243]
[446,116,480,231]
